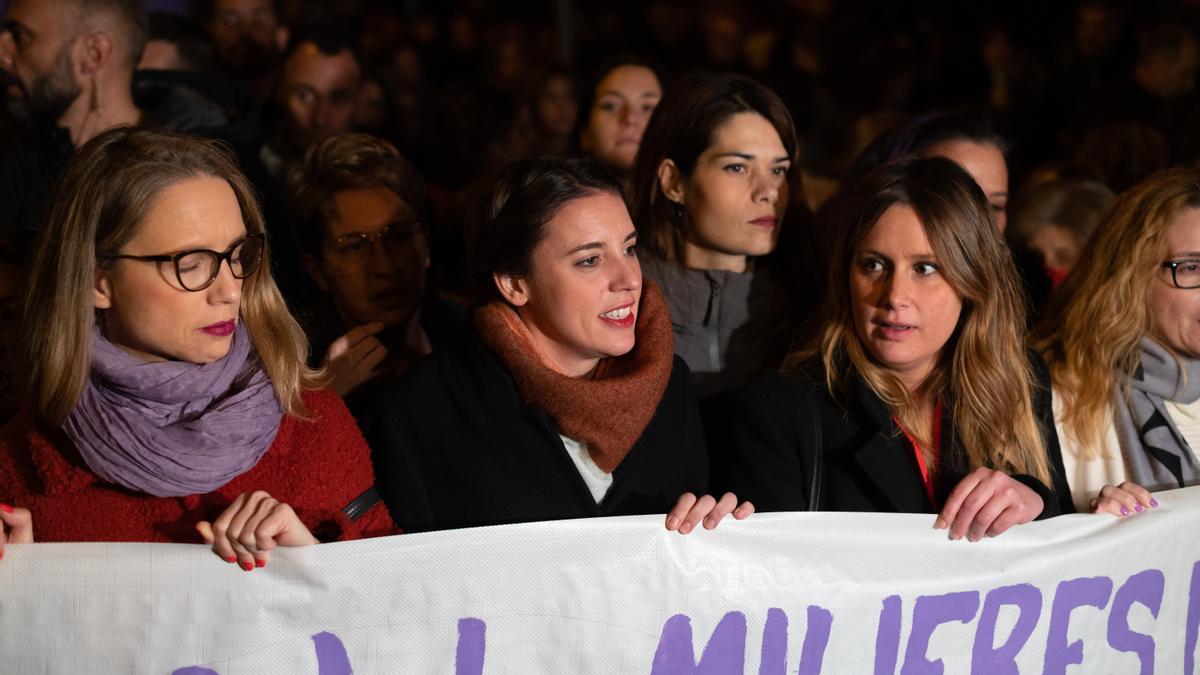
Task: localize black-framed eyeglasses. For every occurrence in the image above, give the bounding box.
[324,222,424,273]
[99,234,265,292]
[1162,259,1200,289]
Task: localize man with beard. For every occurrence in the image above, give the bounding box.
[196,0,288,103]
[0,0,144,263]
[0,0,145,148]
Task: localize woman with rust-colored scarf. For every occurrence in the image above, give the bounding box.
[365,157,752,533]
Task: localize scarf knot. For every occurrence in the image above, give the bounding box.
[64,323,284,497]
[1114,337,1200,490]
[474,281,675,473]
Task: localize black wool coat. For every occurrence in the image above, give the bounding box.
[365,327,709,532]
[707,353,1075,518]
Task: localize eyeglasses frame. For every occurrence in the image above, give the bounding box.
[98,233,265,292]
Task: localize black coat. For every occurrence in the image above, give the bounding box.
[709,353,1075,518]
[365,327,708,532]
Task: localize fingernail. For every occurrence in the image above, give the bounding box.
[1150,498,1160,508]
[1120,506,1129,516]
[255,559,266,568]
[666,517,680,530]
[1134,504,1144,513]
[0,549,5,560]
[224,556,236,563]
[680,522,692,534]
[240,561,254,571]
[933,517,946,529]
[0,503,12,514]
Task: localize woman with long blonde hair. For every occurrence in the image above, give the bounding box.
[0,127,392,564]
[1036,167,1200,515]
[718,156,1073,540]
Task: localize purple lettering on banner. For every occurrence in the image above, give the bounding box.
[874,595,902,675]
[1186,561,1200,675]
[172,669,218,675]
[798,605,834,675]
[456,618,486,675]
[1043,576,1114,675]
[312,632,352,675]
[650,612,747,674]
[970,583,1043,675]
[900,591,981,675]
[759,608,788,675]
[1106,569,1164,675]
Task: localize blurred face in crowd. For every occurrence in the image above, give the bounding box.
[536,74,578,141]
[1029,223,1084,284]
[666,111,789,273]
[209,0,285,75]
[496,192,641,378]
[581,65,661,174]
[1138,38,1200,100]
[0,0,82,123]
[926,139,1009,232]
[851,204,964,392]
[94,176,250,364]
[1149,207,1200,359]
[307,187,429,331]
[278,42,361,152]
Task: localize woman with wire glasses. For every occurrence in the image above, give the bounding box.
[0,127,393,566]
[289,133,463,420]
[1036,168,1200,515]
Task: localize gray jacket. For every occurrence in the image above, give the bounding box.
[641,254,776,397]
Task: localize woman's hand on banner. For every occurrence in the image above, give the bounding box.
[934,468,1042,542]
[0,503,33,559]
[196,491,318,571]
[665,492,754,534]
[1089,481,1158,517]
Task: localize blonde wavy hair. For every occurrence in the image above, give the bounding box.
[788,157,1051,484]
[22,127,323,425]
[1035,167,1200,458]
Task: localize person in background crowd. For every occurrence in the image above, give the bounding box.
[1036,167,1200,514]
[1011,178,1114,290]
[194,0,287,102]
[0,0,145,147]
[0,127,391,564]
[576,56,663,195]
[367,156,752,534]
[290,133,462,420]
[717,157,1073,539]
[631,71,811,397]
[261,29,362,179]
[526,66,578,157]
[135,13,238,136]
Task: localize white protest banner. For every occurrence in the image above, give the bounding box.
[2,486,1198,674]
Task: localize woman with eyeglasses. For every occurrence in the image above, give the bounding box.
[0,127,393,566]
[365,155,752,533]
[1036,168,1200,515]
[290,133,463,421]
[716,157,1073,539]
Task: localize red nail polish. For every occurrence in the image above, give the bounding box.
[255,559,266,568]
[240,561,253,571]
[0,503,12,514]
[224,556,236,563]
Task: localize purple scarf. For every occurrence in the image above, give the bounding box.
[63,323,284,497]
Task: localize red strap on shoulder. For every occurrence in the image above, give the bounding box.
[894,400,942,509]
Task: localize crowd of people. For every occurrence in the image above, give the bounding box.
[0,0,1196,565]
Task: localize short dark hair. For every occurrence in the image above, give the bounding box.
[72,0,149,69]
[288,133,427,257]
[630,70,804,262]
[471,156,624,301]
[283,24,361,68]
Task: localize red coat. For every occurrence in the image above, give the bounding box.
[0,388,394,543]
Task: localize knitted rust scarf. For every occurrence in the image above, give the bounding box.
[474,281,674,473]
